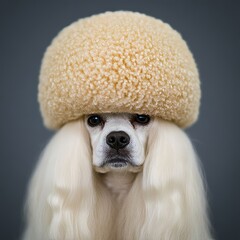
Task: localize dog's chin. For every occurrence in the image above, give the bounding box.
[93,158,143,173]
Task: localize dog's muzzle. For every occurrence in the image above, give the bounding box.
[102,131,134,168]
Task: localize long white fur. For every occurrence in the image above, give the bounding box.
[139,119,212,240]
[22,117,212,240]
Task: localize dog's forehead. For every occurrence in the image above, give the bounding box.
[84,113,133,131]
[103,113,132,120]
[84,113,132,122]
[99,113,133,129]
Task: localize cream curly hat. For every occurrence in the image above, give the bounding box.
[38,11,200,130]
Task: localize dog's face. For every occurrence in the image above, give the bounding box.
[84,113,153,173]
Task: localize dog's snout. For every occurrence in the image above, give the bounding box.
[106,131,130,150]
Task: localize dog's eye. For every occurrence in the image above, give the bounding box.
[134,114,150,125]
[87,115,103,127]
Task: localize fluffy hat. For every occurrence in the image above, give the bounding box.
[38,11,200,130]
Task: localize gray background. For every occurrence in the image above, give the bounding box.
[1,0,239,239]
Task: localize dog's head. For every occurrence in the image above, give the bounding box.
[84,113,153,173]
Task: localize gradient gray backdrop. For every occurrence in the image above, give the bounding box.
[1,0,240,239]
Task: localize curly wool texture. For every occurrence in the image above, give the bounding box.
[39,11,200,130]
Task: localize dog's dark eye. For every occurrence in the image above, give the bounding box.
[134,114,150,125]
[87,115,103,127]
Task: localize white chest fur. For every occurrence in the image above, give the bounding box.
[100,171,137,205]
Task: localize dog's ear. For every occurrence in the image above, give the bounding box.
[140,118,212,239]
[22,118,96,240]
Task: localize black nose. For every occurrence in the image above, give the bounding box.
[106,131,130,150]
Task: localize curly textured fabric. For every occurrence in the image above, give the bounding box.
[38,11,200,130]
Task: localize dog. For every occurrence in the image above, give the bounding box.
[22,113,212,240]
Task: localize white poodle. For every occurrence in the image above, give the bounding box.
[22,11,213,240]
[22,113,212,240]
